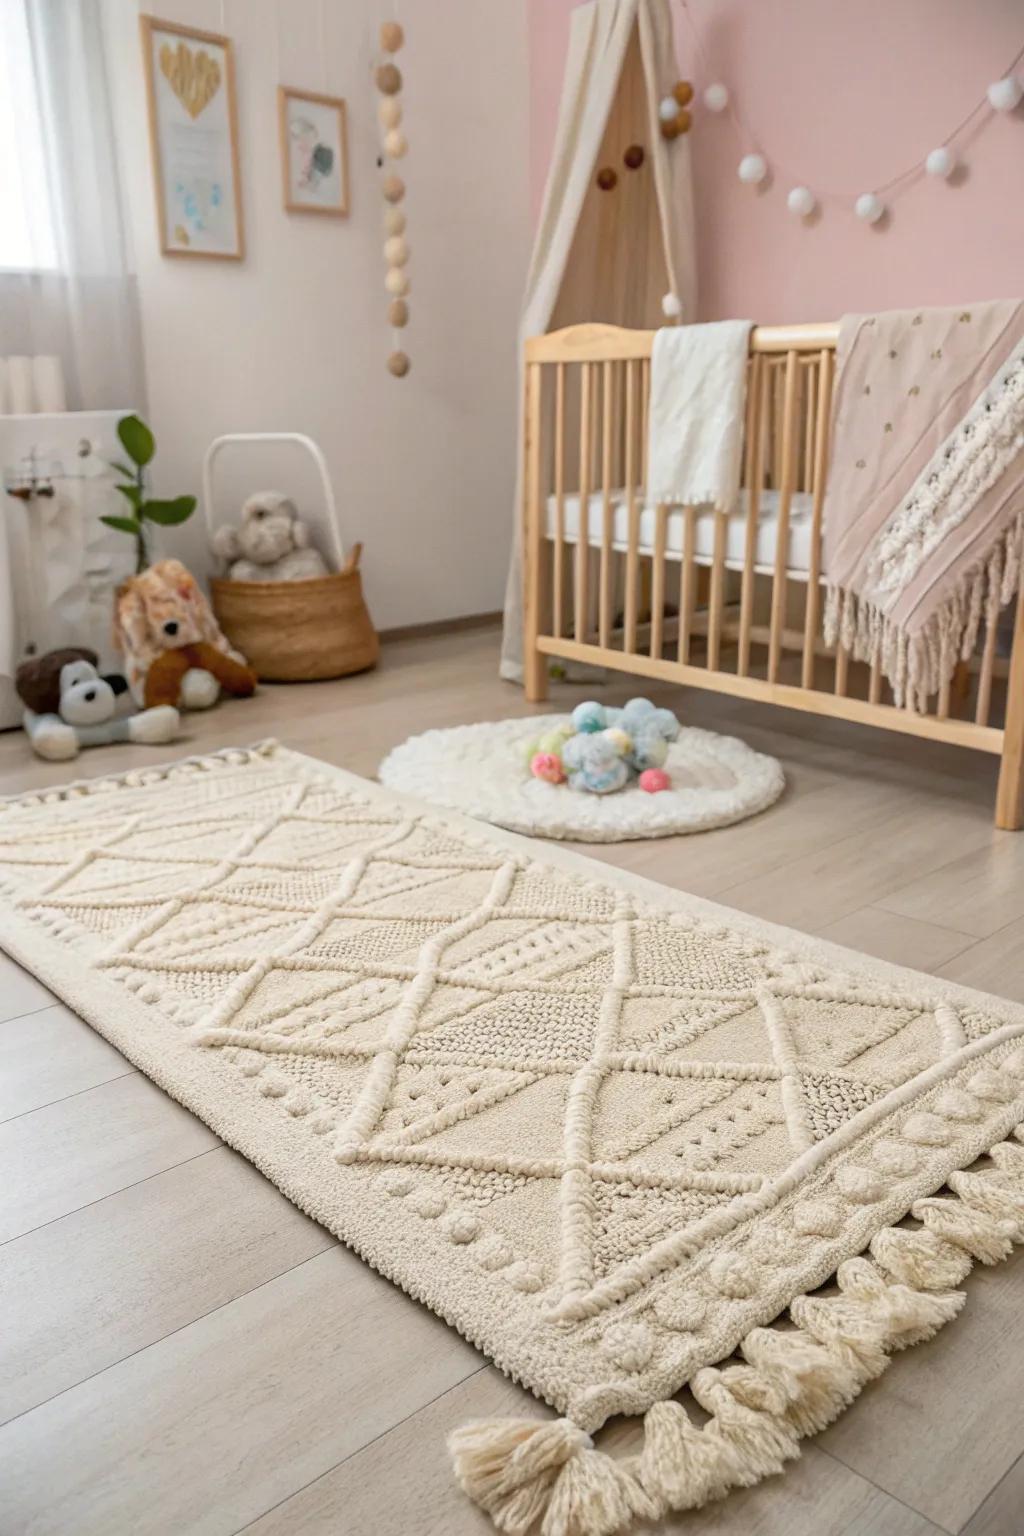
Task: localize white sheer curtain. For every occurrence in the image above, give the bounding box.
[0,0,144,411]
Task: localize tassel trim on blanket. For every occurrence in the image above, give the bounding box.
[449,1121,1024,1536]
[824,508,1024,712]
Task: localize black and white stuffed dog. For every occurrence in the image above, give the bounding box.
[15,647,181,761]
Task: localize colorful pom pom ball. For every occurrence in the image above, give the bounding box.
[537,727,572,755]
[530,752,566,784]
[604,727,633,756]
[571,700,607,734]
[639,768,671,793]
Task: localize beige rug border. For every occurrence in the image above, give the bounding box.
[2,742,1023,1430]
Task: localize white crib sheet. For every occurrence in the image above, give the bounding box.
[544,488,816,578]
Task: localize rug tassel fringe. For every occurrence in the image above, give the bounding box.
[448,1129,1024,1535]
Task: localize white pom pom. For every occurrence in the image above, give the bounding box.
[385,267,410,297]
[658,95,678,124]
[384,235,409,266]
[384,129,408,159]
[704,83,729,112]
[988,75,1023,112]
[925,146,955,178]
[661,291,682,319]
[738,152,767,185]
[786,185,816,217]
[855,191,885,224]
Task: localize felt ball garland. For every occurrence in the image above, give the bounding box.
[376,20,411,377]
[677,2,1024,228]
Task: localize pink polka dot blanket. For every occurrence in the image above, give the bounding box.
[2,742,1023,1535]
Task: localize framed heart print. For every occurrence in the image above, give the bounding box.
[140,15,245,260]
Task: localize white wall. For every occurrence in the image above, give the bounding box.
[103,0,530,630]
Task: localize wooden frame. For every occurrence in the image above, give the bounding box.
[277,86,350,217]
[521,322,1024,830]
[140,15,244,261]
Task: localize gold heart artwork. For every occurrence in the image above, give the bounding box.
[159,41,221,120]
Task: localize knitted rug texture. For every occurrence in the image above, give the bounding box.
[3,742,1024,1536]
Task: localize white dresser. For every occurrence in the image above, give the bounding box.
[1,410,136,728]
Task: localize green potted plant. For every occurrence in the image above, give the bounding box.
[101,414,197,574]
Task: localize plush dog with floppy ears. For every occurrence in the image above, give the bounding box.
[113,558,257,710]
[15,647,180,761]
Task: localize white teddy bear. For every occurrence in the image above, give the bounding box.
[211,491,330,582]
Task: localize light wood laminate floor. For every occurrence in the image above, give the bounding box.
[1,624,1021,1536]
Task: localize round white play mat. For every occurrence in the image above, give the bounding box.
[378,715,785,842]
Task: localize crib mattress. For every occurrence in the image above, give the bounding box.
[544,488,816,577]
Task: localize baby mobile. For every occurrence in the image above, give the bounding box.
[374,18,411,378]
[669,0,1024,228]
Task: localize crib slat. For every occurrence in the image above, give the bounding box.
[768,350,799,682]
[707,509,727,672]
[677,505,697,663]
[869,660,882,704]
[834,644,849,697]
[803,360,816,494]
[640,357,650,491]
[976,609,999,726]
[599,359,614,648]
[738,354,764,677]
[553,362,566,639]
[624,360,640,653]
[651,504,667,659]
[575,363,593,644]
[801,349,833,690]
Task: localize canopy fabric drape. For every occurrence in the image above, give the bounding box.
[500,0,697,681]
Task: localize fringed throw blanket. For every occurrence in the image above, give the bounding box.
[3,744,1024,1535]
[823,300,1024,710]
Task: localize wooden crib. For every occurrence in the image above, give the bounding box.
[521,322,1024,829]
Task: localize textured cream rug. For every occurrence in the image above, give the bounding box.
[2,742,1023,1536]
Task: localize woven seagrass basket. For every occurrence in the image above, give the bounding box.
[211,543,379,682]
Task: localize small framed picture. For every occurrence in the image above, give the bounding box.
[278,87,350,217]
[140,15,244,260]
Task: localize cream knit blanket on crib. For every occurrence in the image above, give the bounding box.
[822,300,1024,710]
[646,320,753,512]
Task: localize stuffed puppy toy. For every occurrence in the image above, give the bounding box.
[113,558,257,710]
[15,647,180,761]
[211,492,329,582]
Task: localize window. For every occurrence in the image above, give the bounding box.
[0,0,58,270]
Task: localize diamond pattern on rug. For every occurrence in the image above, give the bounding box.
[0,747,1009,1326]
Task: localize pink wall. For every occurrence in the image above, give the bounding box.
[528,0,1024,322]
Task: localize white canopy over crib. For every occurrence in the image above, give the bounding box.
[501,0,697,681]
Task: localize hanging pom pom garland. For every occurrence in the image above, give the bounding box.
[737,152,767,185]
[987,74,1023,112]
[376,19,410,377]
[786,185,816,218]
[854,191,886,224]
[678,1,1024,228]
[659,81,694,140]
[925,146,955,179]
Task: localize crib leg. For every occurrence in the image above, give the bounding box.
[995,588,1024,830]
